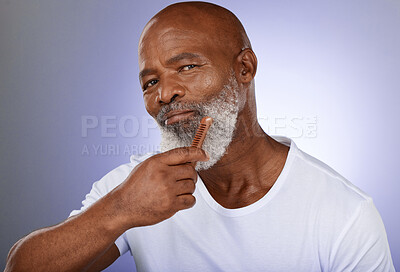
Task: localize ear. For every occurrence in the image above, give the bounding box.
[235,48,257,84]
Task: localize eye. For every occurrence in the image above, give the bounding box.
[143,79,158,91]
[180,64,197,72]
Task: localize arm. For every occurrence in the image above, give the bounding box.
[5,191,125,272]
[86,244,120,272]
[5,147,208,272]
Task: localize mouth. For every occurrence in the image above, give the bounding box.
[164,109,196,125]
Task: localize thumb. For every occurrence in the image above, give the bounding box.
[161,147,209,165]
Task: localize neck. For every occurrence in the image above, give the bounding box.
[198,113,289,209]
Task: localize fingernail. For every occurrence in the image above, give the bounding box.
[205,151,210,160]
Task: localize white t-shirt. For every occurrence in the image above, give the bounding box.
[70,136,395,272]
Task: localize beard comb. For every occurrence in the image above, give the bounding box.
[191,116,213,148]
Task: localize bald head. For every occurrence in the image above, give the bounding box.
[139,2,251,62]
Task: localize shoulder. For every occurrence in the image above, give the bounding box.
[285,141,394,269]
[283,139,373,228]
[291,143,370,204]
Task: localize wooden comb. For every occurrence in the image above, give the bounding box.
[191,116,213,148]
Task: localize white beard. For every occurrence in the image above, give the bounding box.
[157,75,240,171]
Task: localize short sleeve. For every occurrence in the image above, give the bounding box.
[115,232,130,256]
[67,162,139,256]
[329,199,395,271]
[68,162,135,217]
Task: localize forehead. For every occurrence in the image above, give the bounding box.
[138,22,218,67]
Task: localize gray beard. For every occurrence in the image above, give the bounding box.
[156,75,240,171]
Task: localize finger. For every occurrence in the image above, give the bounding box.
[176,194,196,210]
[175,179,196,196]
[171,164,198,183]
[160,147,209,166]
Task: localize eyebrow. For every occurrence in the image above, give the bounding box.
[165,52,201,65]
[139,52,201,81]
[139,68,157,81]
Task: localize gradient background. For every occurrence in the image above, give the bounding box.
[1,0,399,270]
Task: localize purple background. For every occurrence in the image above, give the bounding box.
[1,0,399,270]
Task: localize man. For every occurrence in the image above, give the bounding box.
[5,2,394,271]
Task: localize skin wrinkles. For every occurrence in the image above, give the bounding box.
[139,1,289,209]
[139,28,232,116]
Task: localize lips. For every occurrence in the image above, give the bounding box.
[164,110,196,125]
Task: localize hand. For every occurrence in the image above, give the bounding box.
[112,147,209,229]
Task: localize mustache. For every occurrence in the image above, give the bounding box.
[156,101,203,126]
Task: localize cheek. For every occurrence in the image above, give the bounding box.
[203,75,213,89]
[188,72,224,98]
[143,93,158,117]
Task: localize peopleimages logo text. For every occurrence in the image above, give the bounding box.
[81,115,318,139]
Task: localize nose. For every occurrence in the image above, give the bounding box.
[157,79,186,104]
